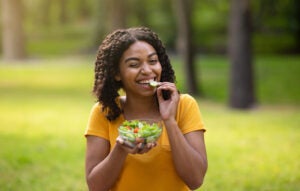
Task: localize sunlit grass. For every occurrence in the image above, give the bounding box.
[0,55,299,190]
[0,57,93,191]
[199,103,300,190]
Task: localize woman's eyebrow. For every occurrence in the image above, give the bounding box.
[124,52,157,63]
[148,52,158,58]
[124,57,139,63]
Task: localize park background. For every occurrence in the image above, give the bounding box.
[0,0,299,190]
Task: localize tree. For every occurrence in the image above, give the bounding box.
[77,0,90,21]
[1,0,26,60]
[92,0,127,48]
[173,0,200,95]
[59,0,68,24]
[293,0,300,53]
[39,0,52,26]
[228,0,255,108]
[108,0,127,31]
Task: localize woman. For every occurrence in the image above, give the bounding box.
[85,27,207,191]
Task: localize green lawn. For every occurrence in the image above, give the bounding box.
[0,55,299,190]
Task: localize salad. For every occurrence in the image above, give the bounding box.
[118,120,163,147]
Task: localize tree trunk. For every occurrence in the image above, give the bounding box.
[174,0,200,95]
[294,0,300,53]
[132,0,148,26]
[59,0,68,24]
[40,0,52,26]
[107,0,127,31]
[228,0,255,108]
[77,0,90,21]
[92,0,127,47]
[1,0,26,60]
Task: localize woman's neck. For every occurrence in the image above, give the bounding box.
[121,95,160,120]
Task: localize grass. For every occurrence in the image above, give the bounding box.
[0,55,299,190]
[0,57,92,190]
[200,103,300,190]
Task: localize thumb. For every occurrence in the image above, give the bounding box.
[116,136,124,144]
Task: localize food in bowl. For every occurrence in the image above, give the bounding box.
[118,119,163,148]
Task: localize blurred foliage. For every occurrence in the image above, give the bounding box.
[5,0,297,58]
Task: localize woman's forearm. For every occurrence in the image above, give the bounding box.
[87,145,128,191]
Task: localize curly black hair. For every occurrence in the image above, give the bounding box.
[93,27,176,121]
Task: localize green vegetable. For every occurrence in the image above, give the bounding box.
[118,120,162,146]
[149,81,160,87]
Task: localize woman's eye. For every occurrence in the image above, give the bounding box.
[149,59,158,64]
[129,62,139,68]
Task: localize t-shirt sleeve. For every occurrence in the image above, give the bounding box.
[176,94,206,134]
[84,102,110,140]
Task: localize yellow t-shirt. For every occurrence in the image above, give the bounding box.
[85,94,205,191]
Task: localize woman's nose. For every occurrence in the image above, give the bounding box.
[141,63,151,74]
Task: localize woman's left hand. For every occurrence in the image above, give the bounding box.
[156,82,180,121]
[116,136,157,154]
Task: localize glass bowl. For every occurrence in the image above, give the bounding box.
[118,119,163,148]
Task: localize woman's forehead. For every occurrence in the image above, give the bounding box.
[122,41,157,59]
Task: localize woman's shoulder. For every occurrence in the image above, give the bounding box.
[90,101,102,112]
[178,94,201,111]
[179,93,197,103]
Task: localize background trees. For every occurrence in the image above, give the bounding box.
[2,0,298,56]
[228,0,255,108]
[174,0,200,95]
[1,0,26,60]
[0,0,298,107]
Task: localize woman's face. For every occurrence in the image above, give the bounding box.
[116,41,162,97]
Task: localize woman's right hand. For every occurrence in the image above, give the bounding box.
[156,82,180,122]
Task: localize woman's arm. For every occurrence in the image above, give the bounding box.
[85,136,128,191]
[164,121,207,190]
[85,135,157,191]
[157,83,208,190]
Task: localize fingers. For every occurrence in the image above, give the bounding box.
[116,136,157,154]
[157,82,177,101]
[156,82,179,104]
[117,136,135,147]
[116,136,124,144]
[146,142,157,148]
[157,82,177,92]
[136,142,157,154]
[157,82,178,95]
